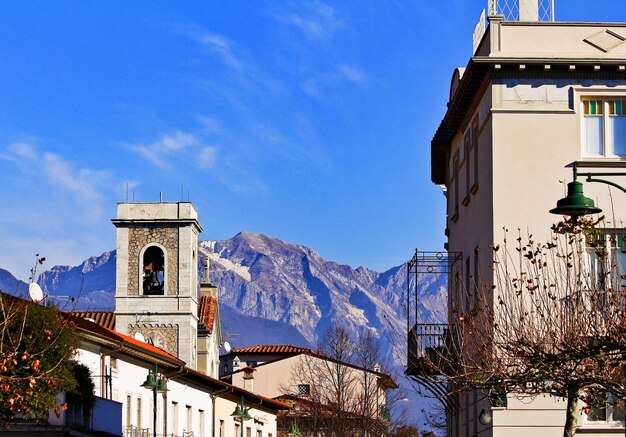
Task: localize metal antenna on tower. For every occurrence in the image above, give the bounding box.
[204,254,211,285]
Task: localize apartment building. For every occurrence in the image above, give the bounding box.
[408,1,626,436]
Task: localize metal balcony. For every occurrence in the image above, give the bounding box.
[405,250,460,408]
[407,323,448,377]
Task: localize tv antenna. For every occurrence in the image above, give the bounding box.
[28,283,44,303]
[28,254,47,303]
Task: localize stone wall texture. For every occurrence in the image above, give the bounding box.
[127,226,179,296]
[128,323,179,357]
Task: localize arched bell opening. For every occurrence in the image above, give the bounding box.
[142,245,165,295]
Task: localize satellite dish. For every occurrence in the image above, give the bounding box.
[224,341,232,353]
[28,283,44,303]
[134,332,146,342]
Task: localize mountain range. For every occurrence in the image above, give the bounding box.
[2,232,447,365]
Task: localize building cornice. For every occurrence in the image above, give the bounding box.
[431,56,626,185]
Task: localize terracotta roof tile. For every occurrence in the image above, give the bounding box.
[69,311,116,330]
[231,344,313,354]
[67,313,184,364]
[198,295,217,333]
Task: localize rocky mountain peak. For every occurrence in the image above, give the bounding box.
[3,233,445,364]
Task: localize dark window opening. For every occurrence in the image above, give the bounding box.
[298,384,311,396]
[143,246,165,295]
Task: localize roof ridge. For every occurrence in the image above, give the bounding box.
[231,344,313,353]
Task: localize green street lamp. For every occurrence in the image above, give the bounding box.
[550,163,626,217]
[230,396,252,437]
[141,364,168,437]
[287,419,302,437]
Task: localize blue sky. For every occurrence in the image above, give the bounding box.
[1,1,625,280]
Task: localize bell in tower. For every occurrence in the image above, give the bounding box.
[142,246,165,295]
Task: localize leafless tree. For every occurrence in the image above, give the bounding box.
[0,256,82,423]
[283,324,399,436]
[411,217,626,437]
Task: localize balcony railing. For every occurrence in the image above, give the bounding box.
[123,428,196,437]
[407,323,448,376]
[123,425,151,437]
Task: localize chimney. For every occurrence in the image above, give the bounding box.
[200,255,218,298]
[243,366,256,393]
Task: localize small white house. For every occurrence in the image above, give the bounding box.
[67,311,288,437]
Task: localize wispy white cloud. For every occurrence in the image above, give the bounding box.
[4,141,111,207]
[274,1,343,40]
[197,116,224,134]
[337,65,367,84]
[196,32,242,69]
[129,131,197,169]
[197,146,217,169]
[42,153,109,201]
[0,140,118,277]
[8,141,38,160]
[127,130,220,173]
[300,65,368,98]
[169,23,245,71]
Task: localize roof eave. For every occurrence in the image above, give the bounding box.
[430,56,626,185]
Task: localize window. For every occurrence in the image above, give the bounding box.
[235,424,240,437]
[569,230,626,317]
[451,151,460,222]
[199,409,205,437]
[583,98,626,157]
[454,271,462,314]
[186,405,192,434]
[257,430,262,437]
[246,426,252,437]
[464,256,471,312]
[473,247,480,309]
[137,397,142,429]
[463,130,471,205]
[471,116,479,193]
[126,395,132,427]
[142,245,165,295]
[585,230,626,291]
[585,390,625,424]
[219,420,224,437]
[171,401,179,434]
[298,384,311,396]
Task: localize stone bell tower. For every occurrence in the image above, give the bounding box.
[113,202,202,368]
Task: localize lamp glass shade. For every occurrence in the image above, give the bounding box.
[231,405,243,417]
[288,421,302,436]
[478,408,492,425]
[156,377,169,393]
[231,397,252,421]
[550,180,602,217]
[141,372,157,389]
